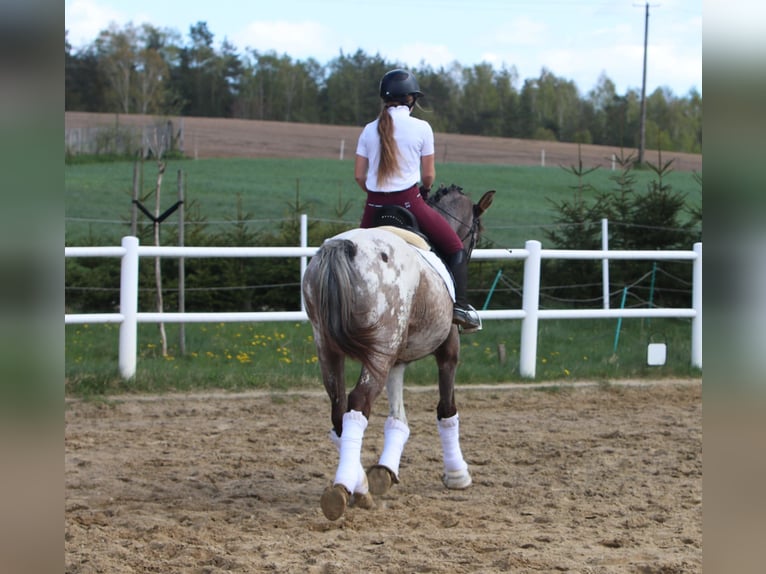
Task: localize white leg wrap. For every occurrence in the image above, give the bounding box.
[333,410,368,494]
[328,427,368,495]
[437,413,468,474]
[377,416,410,479]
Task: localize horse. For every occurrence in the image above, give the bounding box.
[301,184,495,520]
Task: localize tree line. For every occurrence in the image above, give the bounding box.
[65,21,702,154]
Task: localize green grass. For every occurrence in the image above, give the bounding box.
[65,318,700,398]
[65,157,702,396]
[65,157,702,249]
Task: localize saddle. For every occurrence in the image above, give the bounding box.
[366,204,455,302]
[372,205,431,251]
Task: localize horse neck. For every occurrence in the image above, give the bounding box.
[431,196,474,248]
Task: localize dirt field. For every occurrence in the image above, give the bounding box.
[64,112,703,173]
[65,380,701,573]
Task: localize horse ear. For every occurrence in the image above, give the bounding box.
[474,190,495,216]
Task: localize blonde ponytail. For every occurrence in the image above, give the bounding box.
[376,104,400,185]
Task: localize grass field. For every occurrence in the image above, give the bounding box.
[65,142,702,395]
[65,317,700,397]
[65,157,702,249]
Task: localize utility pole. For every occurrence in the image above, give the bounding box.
[637,2,655,166]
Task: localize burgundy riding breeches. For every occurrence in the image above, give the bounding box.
[360,185,464,256]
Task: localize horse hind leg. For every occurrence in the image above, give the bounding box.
[438,413,472,489]
[368,363,410,495]
[326,428,374,513]
[368,416,410,495]
[322,363,389,520]
[434,333,472,490]
[321,410,372,520]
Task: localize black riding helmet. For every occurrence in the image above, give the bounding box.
[379,69,424,105]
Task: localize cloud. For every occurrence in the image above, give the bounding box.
[488,16,548,48]
[647,44,702,94]
[232,20,333,59]
[390,43,456,70]
[65,0,125,47]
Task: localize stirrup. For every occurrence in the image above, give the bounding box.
[453,304,482,334]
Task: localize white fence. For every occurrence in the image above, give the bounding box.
[65,220,702,380]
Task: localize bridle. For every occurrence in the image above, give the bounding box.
[427,191,482,258]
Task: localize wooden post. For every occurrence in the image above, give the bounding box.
[178,170,186,356]
[131,158,140,236]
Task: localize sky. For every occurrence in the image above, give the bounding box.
[65,0,703,97]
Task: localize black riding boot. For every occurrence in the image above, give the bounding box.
[445,250,482,333]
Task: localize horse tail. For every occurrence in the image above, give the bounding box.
[312,239,388,378]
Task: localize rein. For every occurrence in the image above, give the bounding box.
[427,191,481,258]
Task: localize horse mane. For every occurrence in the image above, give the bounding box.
[427,183,485,237]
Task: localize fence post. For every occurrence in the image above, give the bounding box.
[691,242,702,368]
[178,171,186,356]
[602,218,610,309]
[300,214,308,313]
[519,240,542,378]
[119,236,140,380]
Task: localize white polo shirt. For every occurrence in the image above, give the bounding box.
[356,105,435,192]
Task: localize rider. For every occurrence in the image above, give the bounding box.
[354,69,481,332]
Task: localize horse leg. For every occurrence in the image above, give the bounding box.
[327,428,374,510]
[321,408,370,521]
[314,343,368,519]
[434,331,472,489]
[321,366,385,520]
[368,363,410,495]
[315,339,347,436]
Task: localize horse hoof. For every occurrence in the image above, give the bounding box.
[443,469,472,490]
[321,484,349,521]
[352,491,375,510]
[367,465,395,495]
